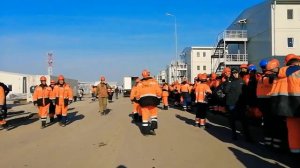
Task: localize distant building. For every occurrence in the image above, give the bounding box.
[0,71,78,102]
[166,60,187,84]
[213,0,300,72]
[155,70,167,84]
[182,47,215,83]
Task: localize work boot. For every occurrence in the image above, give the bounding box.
[60,116,67,127]
[41,121,46,129]
[138,116,142,122]
[57,115,62,122]
[151,120,158,130]
[50,117,55,123]
[149,130,156,136]
[141,123,150,135]
[133,113,139,122]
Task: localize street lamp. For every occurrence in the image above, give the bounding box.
[166,12,178,82]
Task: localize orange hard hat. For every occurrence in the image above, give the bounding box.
[266,59,280,71]
[40,76,47,81]
[240,64,248,69]
[100,76,105,81]
[199,74,207,80]
[58,75,64,80]
[222,67,231,74]
[197,73,202,79]
[142,69,150,78]
[211,73,217,80]
[285,53,300,65]
[50,80,55,84]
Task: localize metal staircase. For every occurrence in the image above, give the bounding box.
[211,30,248,74]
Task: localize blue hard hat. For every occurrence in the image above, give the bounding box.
[259,59,268,69]
[248,65,257,71]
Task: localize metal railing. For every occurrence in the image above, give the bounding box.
[225,54,248,62]
[218,30,247,41]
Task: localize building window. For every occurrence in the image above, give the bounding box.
[203,66,206,71]
[197,66,200,70]
[287,9,293,20]
[197,52,200,57]
[203,52,206,57]
[288,38,294,48]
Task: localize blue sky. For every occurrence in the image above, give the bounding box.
[0,0,264,83]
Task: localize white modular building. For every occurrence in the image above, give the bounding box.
[213,0,300,72]
[181,47,215,83]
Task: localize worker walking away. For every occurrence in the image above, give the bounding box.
[225,68,252,141]
[130,78,141,122]
[180,79,191,111]
[96,76,109,115]
[107,87,114,103]
[0,82,10,119]
[162,83,169,110]
[0,83,8,129]
[52,75,73,127]
[115,87,120,99]
[194,74,212,128]
[137,70,162,135]
[33,76,52,128]
[49,80,56,123]
[173,81,181,107]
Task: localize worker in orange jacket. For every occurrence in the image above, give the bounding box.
[180,80,191,111]
[0,84,8,129]
[137,69,162,135]
[130,78,142,122]
[173,81,181,106]
[194,74,212,127]
[162,83,169,110]
[52,75,73,127]
[240,64,250,85]
[274,54,300,153]
[49,80,56,123]
[33,76,53,128]
[257,59,276,147]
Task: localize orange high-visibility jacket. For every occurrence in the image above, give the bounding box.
[256,75,273,99]
[162,85,169,97]
[194,83,212,103]
[33,85,52,107]
[0,86,4,106]
[137,77,162,107]
[52,84,73,106]
[130,83,142,102]
[209,79,220,89]
[271,65,300,116]
[180,83,190,93]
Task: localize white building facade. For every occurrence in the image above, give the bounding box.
[226,0,300,66]
[166,60,187,84]
[155,70,167,84]
[182,47,215,83]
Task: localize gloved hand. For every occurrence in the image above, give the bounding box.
[33,101,37,106]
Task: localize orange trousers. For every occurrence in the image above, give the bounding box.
[141,106,158,122]
[287,117,300,153]
[56,105,68,116]
[38,105,49,119]
[162,96,168,106]
[132,102,141,115]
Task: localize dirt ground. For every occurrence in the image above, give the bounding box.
[0,96,298,168]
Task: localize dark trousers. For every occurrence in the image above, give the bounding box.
[196,103,208,119]
[227,105,250,139]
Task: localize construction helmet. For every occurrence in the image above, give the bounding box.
[197,73,202,79]
[142,69,150,78]
[248,64,257,71]
[58,75,65,80]
[100,76,105,81]
[240,64,248,69]
[50,80,55,84]
[259,59,268,69]
[266,59,280,71]
[40,76,47,81]
[211,73,217,80]
[199,73,207,80]
[285,54,297,65]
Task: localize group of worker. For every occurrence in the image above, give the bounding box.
[128,54,300,154]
